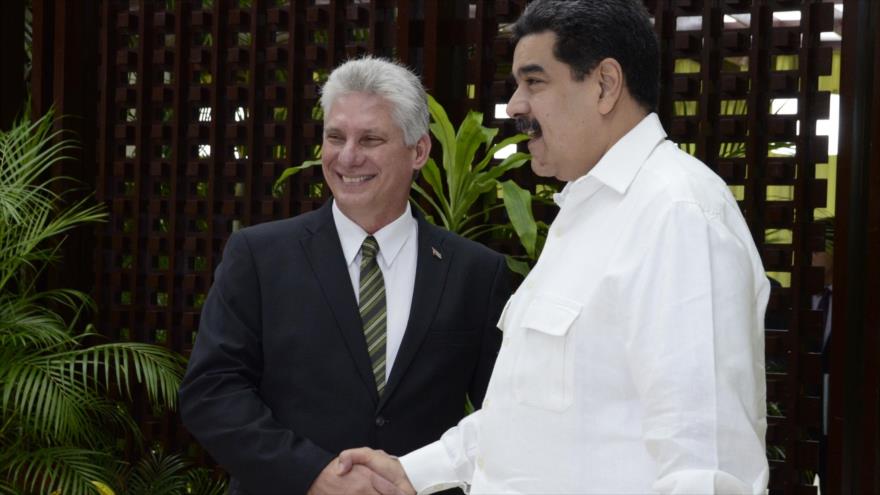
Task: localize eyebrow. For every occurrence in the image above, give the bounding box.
[515,64,547,78]
[323,126,386,136]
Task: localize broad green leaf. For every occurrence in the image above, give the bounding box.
[427,94,455,143]
[451,111,496,203]
[501,180,538,257]
[505,256,532,277]
[481,152,531,183]
[272,160,321,196]
[474,133,529,173]
[427,95,456,174]
[419,158,447,212]
[411,182,450,229]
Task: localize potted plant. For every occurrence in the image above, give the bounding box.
[0,109,186,495]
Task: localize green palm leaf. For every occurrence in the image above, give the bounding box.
[1,108,187,493]
[126,450,189,495]
[5,446,116,495]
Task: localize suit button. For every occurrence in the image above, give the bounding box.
[375,416,388,427]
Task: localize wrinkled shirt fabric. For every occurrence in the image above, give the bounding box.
[401,113,770,494]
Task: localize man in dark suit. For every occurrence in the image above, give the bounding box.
[178,56,510,495]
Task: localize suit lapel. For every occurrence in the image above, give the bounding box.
[301,201,379,404]
[378,217,452,411]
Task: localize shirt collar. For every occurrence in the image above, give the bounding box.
[554,113,667,207]
[332,200,416,267]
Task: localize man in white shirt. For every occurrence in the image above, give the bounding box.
[179,57,510,495]
[339,1,770,493]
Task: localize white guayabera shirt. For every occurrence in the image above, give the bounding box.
[401,113,770,494]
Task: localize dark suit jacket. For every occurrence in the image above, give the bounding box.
[179,201,509,494]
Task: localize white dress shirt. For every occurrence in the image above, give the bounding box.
[332,201,418,380]
[401,113,770,494]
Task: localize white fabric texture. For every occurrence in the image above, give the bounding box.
[400,113,770,494]
[332,201,418,381]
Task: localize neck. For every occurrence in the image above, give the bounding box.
[572,101,648,180]
[338,202,408,234]
[606,100,650,151]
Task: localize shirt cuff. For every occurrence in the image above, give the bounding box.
[400,441,468,495]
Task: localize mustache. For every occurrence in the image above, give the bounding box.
[515,117,542,137]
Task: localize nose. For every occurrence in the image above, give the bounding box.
[338,139,363,167]
[506,86,528,119]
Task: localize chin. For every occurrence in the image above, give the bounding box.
[529,160,555,178]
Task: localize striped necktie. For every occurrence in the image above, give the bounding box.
[359,236,387,395]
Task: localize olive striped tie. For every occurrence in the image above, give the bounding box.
[359,236,387,395]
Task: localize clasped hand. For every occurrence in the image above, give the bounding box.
[306,448,416,495]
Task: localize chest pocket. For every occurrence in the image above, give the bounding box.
[513,294,581,412]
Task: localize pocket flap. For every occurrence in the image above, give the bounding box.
[521,294,582,336]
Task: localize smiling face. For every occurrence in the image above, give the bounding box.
[507,31,609,182]
[322,92,430,233]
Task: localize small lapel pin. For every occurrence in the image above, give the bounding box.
[431,246,443,260]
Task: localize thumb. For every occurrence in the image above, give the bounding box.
[336,454,353,475]
[371,471,408,495]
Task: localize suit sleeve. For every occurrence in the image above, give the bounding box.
[467,254,509,407]
[178,231,334,495]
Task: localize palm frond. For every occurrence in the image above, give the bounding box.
[4,446,115,495]
[0,297,76,348]
[2,343,184,445]
[0,480,19,495]
[1,108,186,492]
[186,468,229,495]
[126,450,189,495]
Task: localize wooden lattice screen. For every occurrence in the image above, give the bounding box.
[86,1,837,493]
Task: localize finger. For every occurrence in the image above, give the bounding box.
[337,447,375,475]
[371,471,407,495]
[336,455,352,475]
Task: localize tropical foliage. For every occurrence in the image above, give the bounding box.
[109,449,227,495]
[274,95,548,275]
[0,109,186,495]
[412,95,548,275]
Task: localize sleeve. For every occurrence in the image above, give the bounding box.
[400,410,484,494]
[468,254,510,407]
[178,231,334,495]
[620,202,769,494]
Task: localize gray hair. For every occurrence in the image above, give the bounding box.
[320,56,430,146]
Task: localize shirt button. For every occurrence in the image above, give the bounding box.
[477,457,485,469]
[483,399,490,409]
[375,416,388,427]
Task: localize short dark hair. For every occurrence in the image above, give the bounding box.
[512,0,660,112]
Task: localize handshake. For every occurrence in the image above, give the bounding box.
[307,448,417,495]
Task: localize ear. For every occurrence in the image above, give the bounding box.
[595,58,624,115]
[412,133,432,170]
